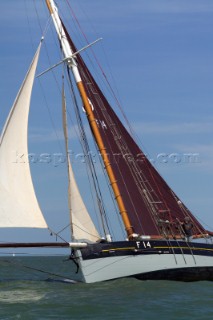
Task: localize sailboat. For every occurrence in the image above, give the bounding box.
[1,0,213,283]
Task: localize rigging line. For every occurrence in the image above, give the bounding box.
[24,0,51,55]
[24,0,35,51]
[61,11,117,122]
[165,223,187,264]
[92,86,169,233]
[174,240,187,264]
[48,227,69,244]
[25,2,71,237]
[77,63,147,233]
[67,69,110,237]
[62,71,74,240]
[74,125,112,237]
[36,79,63,153]
[100,109,158,225]
[63,4,169,235]
[65,70,103,234]
[34,0,66,94]
[33,0,46,35]
[198,219,213,232]
[158,226,178,264]
[72,223,100,240]
[60,3,166,238]
[64,0,138,139]
[178,208,203,237]
[64,0,157,177]
[31,2,65,153]
[80,62,170,235]
[86,99,145,234]
[93,142,126,240]
[69,0,121,96]
[53,222,71,236]
[66,85,103,236]
[74,122,109,238]
[1,258,76,282]
[61,10,151,232]
[142,162,173,223]
[76,133,110,237]
[33,0,52,39]
[173,191,207,237]
[176,221,197,264]
[181,203,213,233]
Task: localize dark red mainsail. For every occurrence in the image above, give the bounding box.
[64,23,208,238]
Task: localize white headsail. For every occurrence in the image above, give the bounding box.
[62,85,100,242]
[0,43,48,228]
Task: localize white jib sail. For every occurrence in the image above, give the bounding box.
[62,85,100,242]
[68,157,100,242]
[0,43,48,228]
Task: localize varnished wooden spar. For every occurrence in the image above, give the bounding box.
[45,0,134,239]
[0,242,87,248]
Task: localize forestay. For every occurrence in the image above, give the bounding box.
[62,85,100,242]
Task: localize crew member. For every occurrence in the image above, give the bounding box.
[182,216,194,242]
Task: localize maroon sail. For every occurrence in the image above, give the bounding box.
[63,24,208,238]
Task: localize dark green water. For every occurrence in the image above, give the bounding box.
[0,256,212,320]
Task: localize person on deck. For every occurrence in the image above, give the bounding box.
[182,216,194,242]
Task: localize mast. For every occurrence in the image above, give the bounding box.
[62,80,73,238]
[45,0,134,239]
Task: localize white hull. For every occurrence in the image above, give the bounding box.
[74,241,213,283]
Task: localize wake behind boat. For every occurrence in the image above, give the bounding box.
[0,0,213,283]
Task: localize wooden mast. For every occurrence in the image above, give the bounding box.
[45,0,134,239]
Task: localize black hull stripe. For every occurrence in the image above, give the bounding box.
[80,240,213,260]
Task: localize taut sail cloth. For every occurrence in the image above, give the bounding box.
[62,85,100,242]
[67,156,100,242]
[0,43,48,228]
[63,23,209,238]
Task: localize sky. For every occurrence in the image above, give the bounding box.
[0,0,213,246]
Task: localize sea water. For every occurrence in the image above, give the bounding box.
[0,256,212,320]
